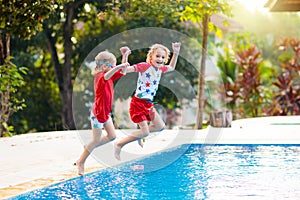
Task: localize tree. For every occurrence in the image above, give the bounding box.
[73,0,196,129]
[180,0,231,129]
[10,38,63,133]
[0,0,54,136]
[9,0,189,133]
[42,0,113,130]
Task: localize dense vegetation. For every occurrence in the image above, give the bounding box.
[0,0,299,136]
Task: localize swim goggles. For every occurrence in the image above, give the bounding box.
[96,61,114,68]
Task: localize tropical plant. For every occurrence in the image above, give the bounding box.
[234,45,264,117]
[267,37,300,115]
[218,45,265,119]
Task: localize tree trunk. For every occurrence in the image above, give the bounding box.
[195,13,210,129]
[0,31,11,137]
[45,2,77,130]
[61,2,76,130]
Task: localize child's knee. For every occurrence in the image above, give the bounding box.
[142,131,150,137]
[141,129,150,137]
[108,134,116,141]
[156,125,165,132]
[93,139,102,148]
[150,124,165,133]
[158,125,165,132]
[140,126,150,137]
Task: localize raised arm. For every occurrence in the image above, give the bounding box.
[104,46,132,80]
[120,46,131,63]
[167,42,181,71]
[104,63,129,80]
[120,46,131,74]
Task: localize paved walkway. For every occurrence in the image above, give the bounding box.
[1,116,299,199]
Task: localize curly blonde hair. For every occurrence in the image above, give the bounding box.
[146,44,170,64]
[92,51,116,75]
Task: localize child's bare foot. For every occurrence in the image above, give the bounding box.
[137,139,144,148]
[114,142,121,161]
[74,161,84,176]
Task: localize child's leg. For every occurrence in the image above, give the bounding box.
[137,110,165,148]
[76,120,116,175]
[114,120,149,160]
[149,109,166,132]
[137,138,144,148]
[99,120,117,144]
[76,128,102,175]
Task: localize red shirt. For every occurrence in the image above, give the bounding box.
[92,70,123,123]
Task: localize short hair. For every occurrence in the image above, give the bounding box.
[92,51,116,75]
[146,44,170,64]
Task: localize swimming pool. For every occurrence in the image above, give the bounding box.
[10,144,300,200]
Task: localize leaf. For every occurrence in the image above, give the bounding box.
[215,27,223,39]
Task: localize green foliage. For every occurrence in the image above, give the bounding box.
[121,0,185,29]
[217,44,237,84]
[0,0,54,39]
[9,0,190,131]
[10,45,62,133]
[73,2,127,67]
[179,0,232,129]
[180,0,232,35]
[216,37,267,119]
[4,0,300,133]
[0,58,27,105]
[0,1,58,136]
[0,57,27,136]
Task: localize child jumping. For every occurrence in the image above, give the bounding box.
[75,48,130,175]
[114,42,181,160]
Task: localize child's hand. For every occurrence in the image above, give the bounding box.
[119,62,130,75]
[117,62,130,69]
[172,42,181,54]
[120,46,131,57]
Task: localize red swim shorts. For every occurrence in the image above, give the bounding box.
[129,96,155,123]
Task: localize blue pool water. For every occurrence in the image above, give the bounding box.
[10,144,300,200]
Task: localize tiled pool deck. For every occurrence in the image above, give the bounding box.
[1,116,299,199]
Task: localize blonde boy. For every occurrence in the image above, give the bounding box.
[75,48,130,175]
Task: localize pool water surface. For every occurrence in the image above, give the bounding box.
[10,144,300,200]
